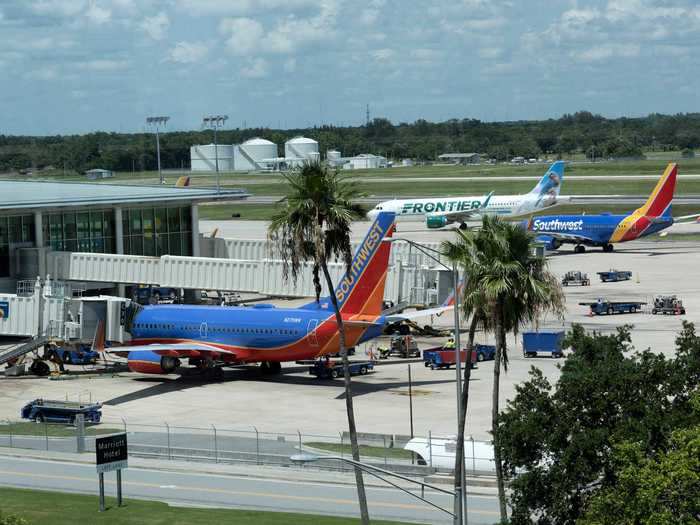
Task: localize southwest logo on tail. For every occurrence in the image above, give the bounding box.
[111,212,398,376]
[529,163,680,253]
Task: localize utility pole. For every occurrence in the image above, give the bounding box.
[202,115,228,193]
[146,116,170,184]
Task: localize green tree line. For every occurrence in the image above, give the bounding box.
[3,111,700,173]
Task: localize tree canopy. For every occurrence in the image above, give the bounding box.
[2,111,699,172]
[496,322,700,524]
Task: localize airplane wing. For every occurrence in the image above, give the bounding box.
[536,231,596,244]
[108,342,237,358]
[674,213,700,222]
[386,306,453,323]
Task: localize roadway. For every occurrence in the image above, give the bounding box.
[0,453,500,524]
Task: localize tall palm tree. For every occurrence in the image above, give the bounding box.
[267,162,370,523]
[446,216,564,521]
[443,225,495,514]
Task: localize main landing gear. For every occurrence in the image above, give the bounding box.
[574,245,586,254]
[603,243,614,253]
[259,361,282,375]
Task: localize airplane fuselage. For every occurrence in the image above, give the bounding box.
[373,194,561,222]
[531,214,674,248]
[128,303,385,372]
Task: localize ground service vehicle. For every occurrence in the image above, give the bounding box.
[652,295,686,315]
[132,286,180,305]
[20,399,102,424]
[562,271,590,286]
[56,344,99,365]
[580,299,645,315]
[474,344,496,362]
[423,349,476,370]
[522,331,565,358]
[390,335,420,358]
[309,360,374,379]
[597,269,632,282]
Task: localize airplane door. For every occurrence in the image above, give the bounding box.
[199,322,208,339]
[307,319,319,347]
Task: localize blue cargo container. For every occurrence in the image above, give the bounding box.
[522,330,565,358]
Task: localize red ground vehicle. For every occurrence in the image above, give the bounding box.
[423,348,477,370]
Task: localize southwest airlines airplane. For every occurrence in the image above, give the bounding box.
[113,212,447,376]
[528,163,695,253]
[367,161,567,229]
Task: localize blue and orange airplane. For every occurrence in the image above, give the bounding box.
[528,163,697,253]
[113,212,449,376]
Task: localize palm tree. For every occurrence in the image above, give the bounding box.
[267,162,370,523]
[442,225,494,515]
[446,216,564,521]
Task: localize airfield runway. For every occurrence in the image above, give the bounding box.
[2,220,698,443]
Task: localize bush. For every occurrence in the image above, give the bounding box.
[0,511,28,525]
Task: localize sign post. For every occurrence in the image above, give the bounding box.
[95,433,128,511]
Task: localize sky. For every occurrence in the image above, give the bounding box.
[1,0,699,135]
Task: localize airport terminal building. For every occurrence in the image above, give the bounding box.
[0,180,247,292]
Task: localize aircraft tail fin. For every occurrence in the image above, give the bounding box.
[528,161,565,199]
[441,278,464,307]
[175,176,191,187]
[636,163,677,218]
[299,212,396,316]
[335,212,396,316]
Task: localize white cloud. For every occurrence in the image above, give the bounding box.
[478,47,502,59]
[86,3,112,25]
[140,12,169,40]
[220,17,264,56]
[168,41,209,63]
[24,65,60,80]
[176,0,320,16]
[241,57,269,78]
[360,8,380,26]
[220,1,339,56]
[76,59,129,71]
[284,57,297,72]
[31,0,85,17]
[371,48,395,61]
[574,43,640,63]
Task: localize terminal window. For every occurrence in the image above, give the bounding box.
[0,214,35,277]
[44,210,114,253]
[122,206,191,257]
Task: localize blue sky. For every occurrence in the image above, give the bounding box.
[1,0,699,135]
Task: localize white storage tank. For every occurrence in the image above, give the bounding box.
[233,138,278,171]
[327,149,342,167]
[285,136,319,164]
[190,144,234,171]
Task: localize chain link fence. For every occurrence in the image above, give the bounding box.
[0,417,496,477]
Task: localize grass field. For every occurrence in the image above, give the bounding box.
[0,422,121,437]
[304,442,414,461]
[0,487,409,525]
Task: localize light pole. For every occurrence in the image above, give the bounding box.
[202,115,228,193]
[290,454,458,520]
[146,116,170,185]
[389,237,467,524]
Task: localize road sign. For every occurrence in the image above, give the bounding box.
[96,433,128,474]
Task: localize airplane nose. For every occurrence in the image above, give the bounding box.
[366,210,378,220]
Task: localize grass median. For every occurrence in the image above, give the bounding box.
[0,487,410,525]
[0,422,121,437]
[305,442,414,461]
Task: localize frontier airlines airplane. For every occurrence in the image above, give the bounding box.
[367,161,567,229]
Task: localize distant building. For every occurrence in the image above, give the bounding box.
[437,153,480,165]
[343,154,387,170]
[85,169,114,180]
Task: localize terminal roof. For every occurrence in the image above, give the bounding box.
[0,180,249,210]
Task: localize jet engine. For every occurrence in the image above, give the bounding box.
[127,350,180,374]
[426,214,449,229]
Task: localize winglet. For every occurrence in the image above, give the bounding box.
[91,320,105,352]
